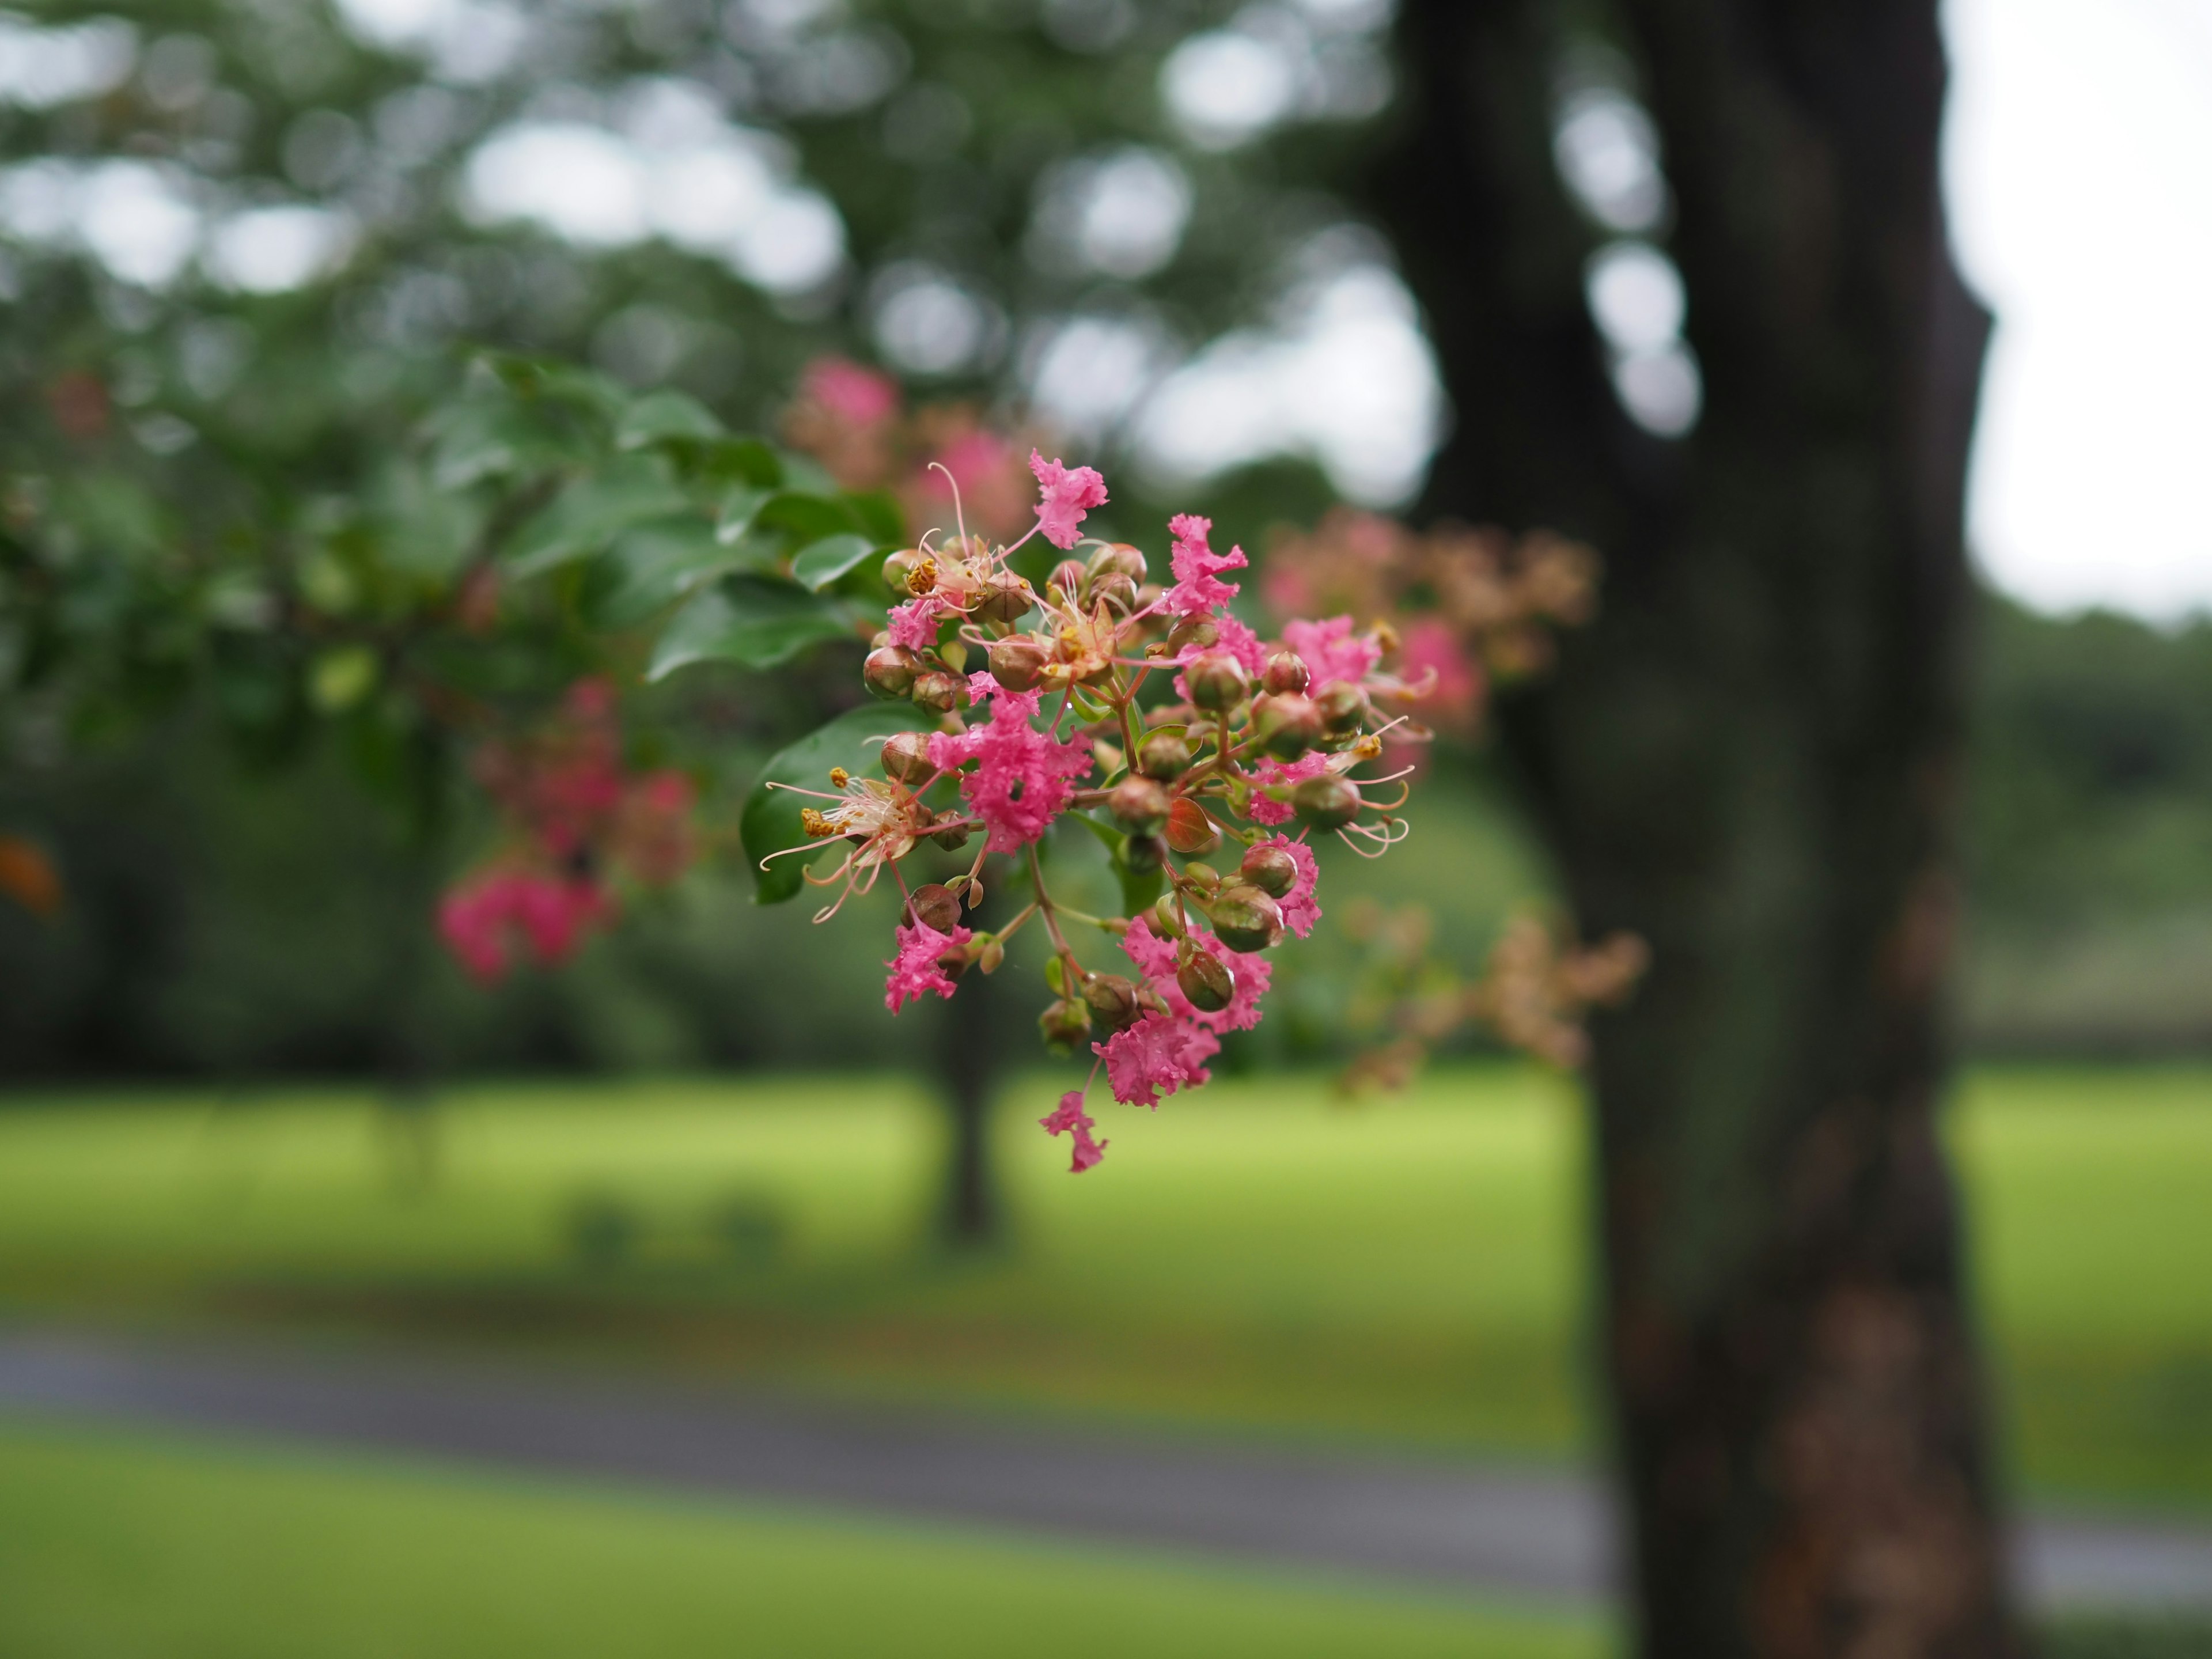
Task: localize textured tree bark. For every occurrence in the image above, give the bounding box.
[1369,3,2019,1654]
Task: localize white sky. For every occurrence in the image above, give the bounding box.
[1944,0,2212,622]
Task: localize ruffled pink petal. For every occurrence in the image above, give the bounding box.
[1120,915,1271,1033]
[1245,753,1331,826]
[944,691,1091,852]
[1029,450,1109,551]
[1095,1013,1219,1108]
[885,919,973,1013]
[1039,1090,1108,1172]
[1162,514,1248,616]
[1282,615,1382,690]
[1254,834,1321,938]
[887,593,957,651]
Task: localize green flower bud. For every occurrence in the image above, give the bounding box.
[1293,774,1361,832]
[988,634,1049,692]
[1109,775,1172,835]
[1038,997,1092,1055]
[1123,832,1166,873]
[881,730,934,786]
[1262,651,1310,695]
[911,670,963,713]
[1313,680,1369,735]
[904,884,961,933]
[1239,842,1299,899]
[1207,884,1285,954]
[1185,652,1248,711]
[1083,972,1144,1034]
[1150,893,1187,940]
[1087,543,1148,584]
[863,646,921,699]
[1251,692,1323,760]
[1137,732,1192,781]
[1177,949,1236,1013]
[1088,572,1138,615]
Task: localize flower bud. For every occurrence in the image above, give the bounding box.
[988,634,1049,693]
[1109,775,1171,835]
[1038,997,1092,1055]
[1185,652,1248,712]
[1182,862,1221,896]
[1262,652,1310,695]
[1293,774,1362,831]
[1239,842,1299,899]
[881,550,924,590]
[911,670,963,713]
[976,938,1006,975]
[1165,797,1223,857]
[1088,543,1148,584]
[1314,680,1369,735]
[881,730,934,786]
[1088,572,1137,615]
[863,645,921,700]
[1208,885,1285,954]
[1166,616,1219,656]
[904,883,961,933]
[1150,893,1187,940]
[1177,949,1236,1013]
[1083,972,1143,1034]
[1123,832,1166,873]
[931,821,972,851]
[974,571,1035,627]
[1251,692,1323,760]
[1137,732,1192,781]
[1047,560,1087,601]
[935,938,973,980]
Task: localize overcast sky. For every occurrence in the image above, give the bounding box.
[1944,0,2212,622]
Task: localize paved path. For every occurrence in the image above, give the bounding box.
[2,1327,2207,1612]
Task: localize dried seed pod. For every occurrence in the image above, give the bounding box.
[1083,972,1143,1034]
[1184,652,1249,712]
[1137,732,1192,781]
[903,883,962,933]
[1293,774,1361,832]
[881,730,934,785]
[1109,775,1172,835]
[988,634,1049,692]
[1177,949,1236,1013]
[863,645,921,700]
[1239,842,1299,899]
[1207,885,1285,954]
[1165,797,1224,856]
[1251,692,1322,760]
[1262,651,1310,695]
[1038,997,1092,1054]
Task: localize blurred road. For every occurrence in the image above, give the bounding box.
[1,1325,2206,1612]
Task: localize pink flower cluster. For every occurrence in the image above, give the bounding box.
[438,872,606,982]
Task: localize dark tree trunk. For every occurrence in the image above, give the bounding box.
[1369,3,2018,1654]
[937,945,1004,1248]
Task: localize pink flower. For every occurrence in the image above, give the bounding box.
[512,876,607,963]
[1397,616,1484,724]
[887,593,957,651]
[1121,915,1272,1033]
[803,357,899,427]
[1039,1090,1108,1172]
[1096,1012,1219,1107]
[438,870,606,982]
[1162,514,1248,616]
[1252,835,1320,938]
[885,918,973,1012]
[1246,752,1331,825]
[930,688,1090,852]
[1282,615,1381,690]
[1029,450,1108,550]
[438,882,512,981]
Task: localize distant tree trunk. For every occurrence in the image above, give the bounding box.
[937,926,1005,1248]
[1371,3,2019,1656]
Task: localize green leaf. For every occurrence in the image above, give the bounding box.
[696,437,785,491]
[590,516,745,628]
[842,489,908,547]
[755,491,861,542]
[790,533,881,593]
[615,389,724,449]
[741,703,933,904]
[504,457,691,577]
[715,485,777,544]
[645,578,854,679]
[1116,859,1165,916]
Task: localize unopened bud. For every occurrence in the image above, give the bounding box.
[1108,775,1171,835]
[988,634,1049,693]
[1251,692,1323,760]
[881,549,924,590]
[976,938,1006,974]
[1262,652,1310,695]
[1088,572,1137,615]
[974,571,1035,627]
[1293,774,1362,831]
[1208,885,1285,954]
[1150,893,1187,940]
[932,820,972,851]
[911,670,963,713]
[1166,616,1219,656]
[1185,652,1248,712]
[904,883,961,933]
[1165,797,1223,856]
[881,730,933,785]
[1177,949,1236,1013]
[1123,832,1166,873]
[1039,997,1092,1054]
[1087,543,1148,584]
[1239,842,1299,899]
[1181,862,1221,896]
[863,645,921,699]
[1314,680,1369,735]
[1047,560,1087,601]
[935,939,972,980]
[1137,732,1192,781]
[1083,972,1143,1034]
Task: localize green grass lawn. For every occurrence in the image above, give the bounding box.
[0,1416,1603,1659]
[0,1064,2206,1509]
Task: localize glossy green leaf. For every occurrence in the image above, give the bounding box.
[645,578,854,679]
[740,702,934,904]
[696,437,785,491]
[791,533,881,593]
[842,489,908,547]
[715,485,777,544]
[590,517,744,628]
[755,491,861,542]
[503,458,691,577]
[615,389,724,449]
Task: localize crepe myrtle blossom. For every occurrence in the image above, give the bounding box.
[764,451,1430,1172]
